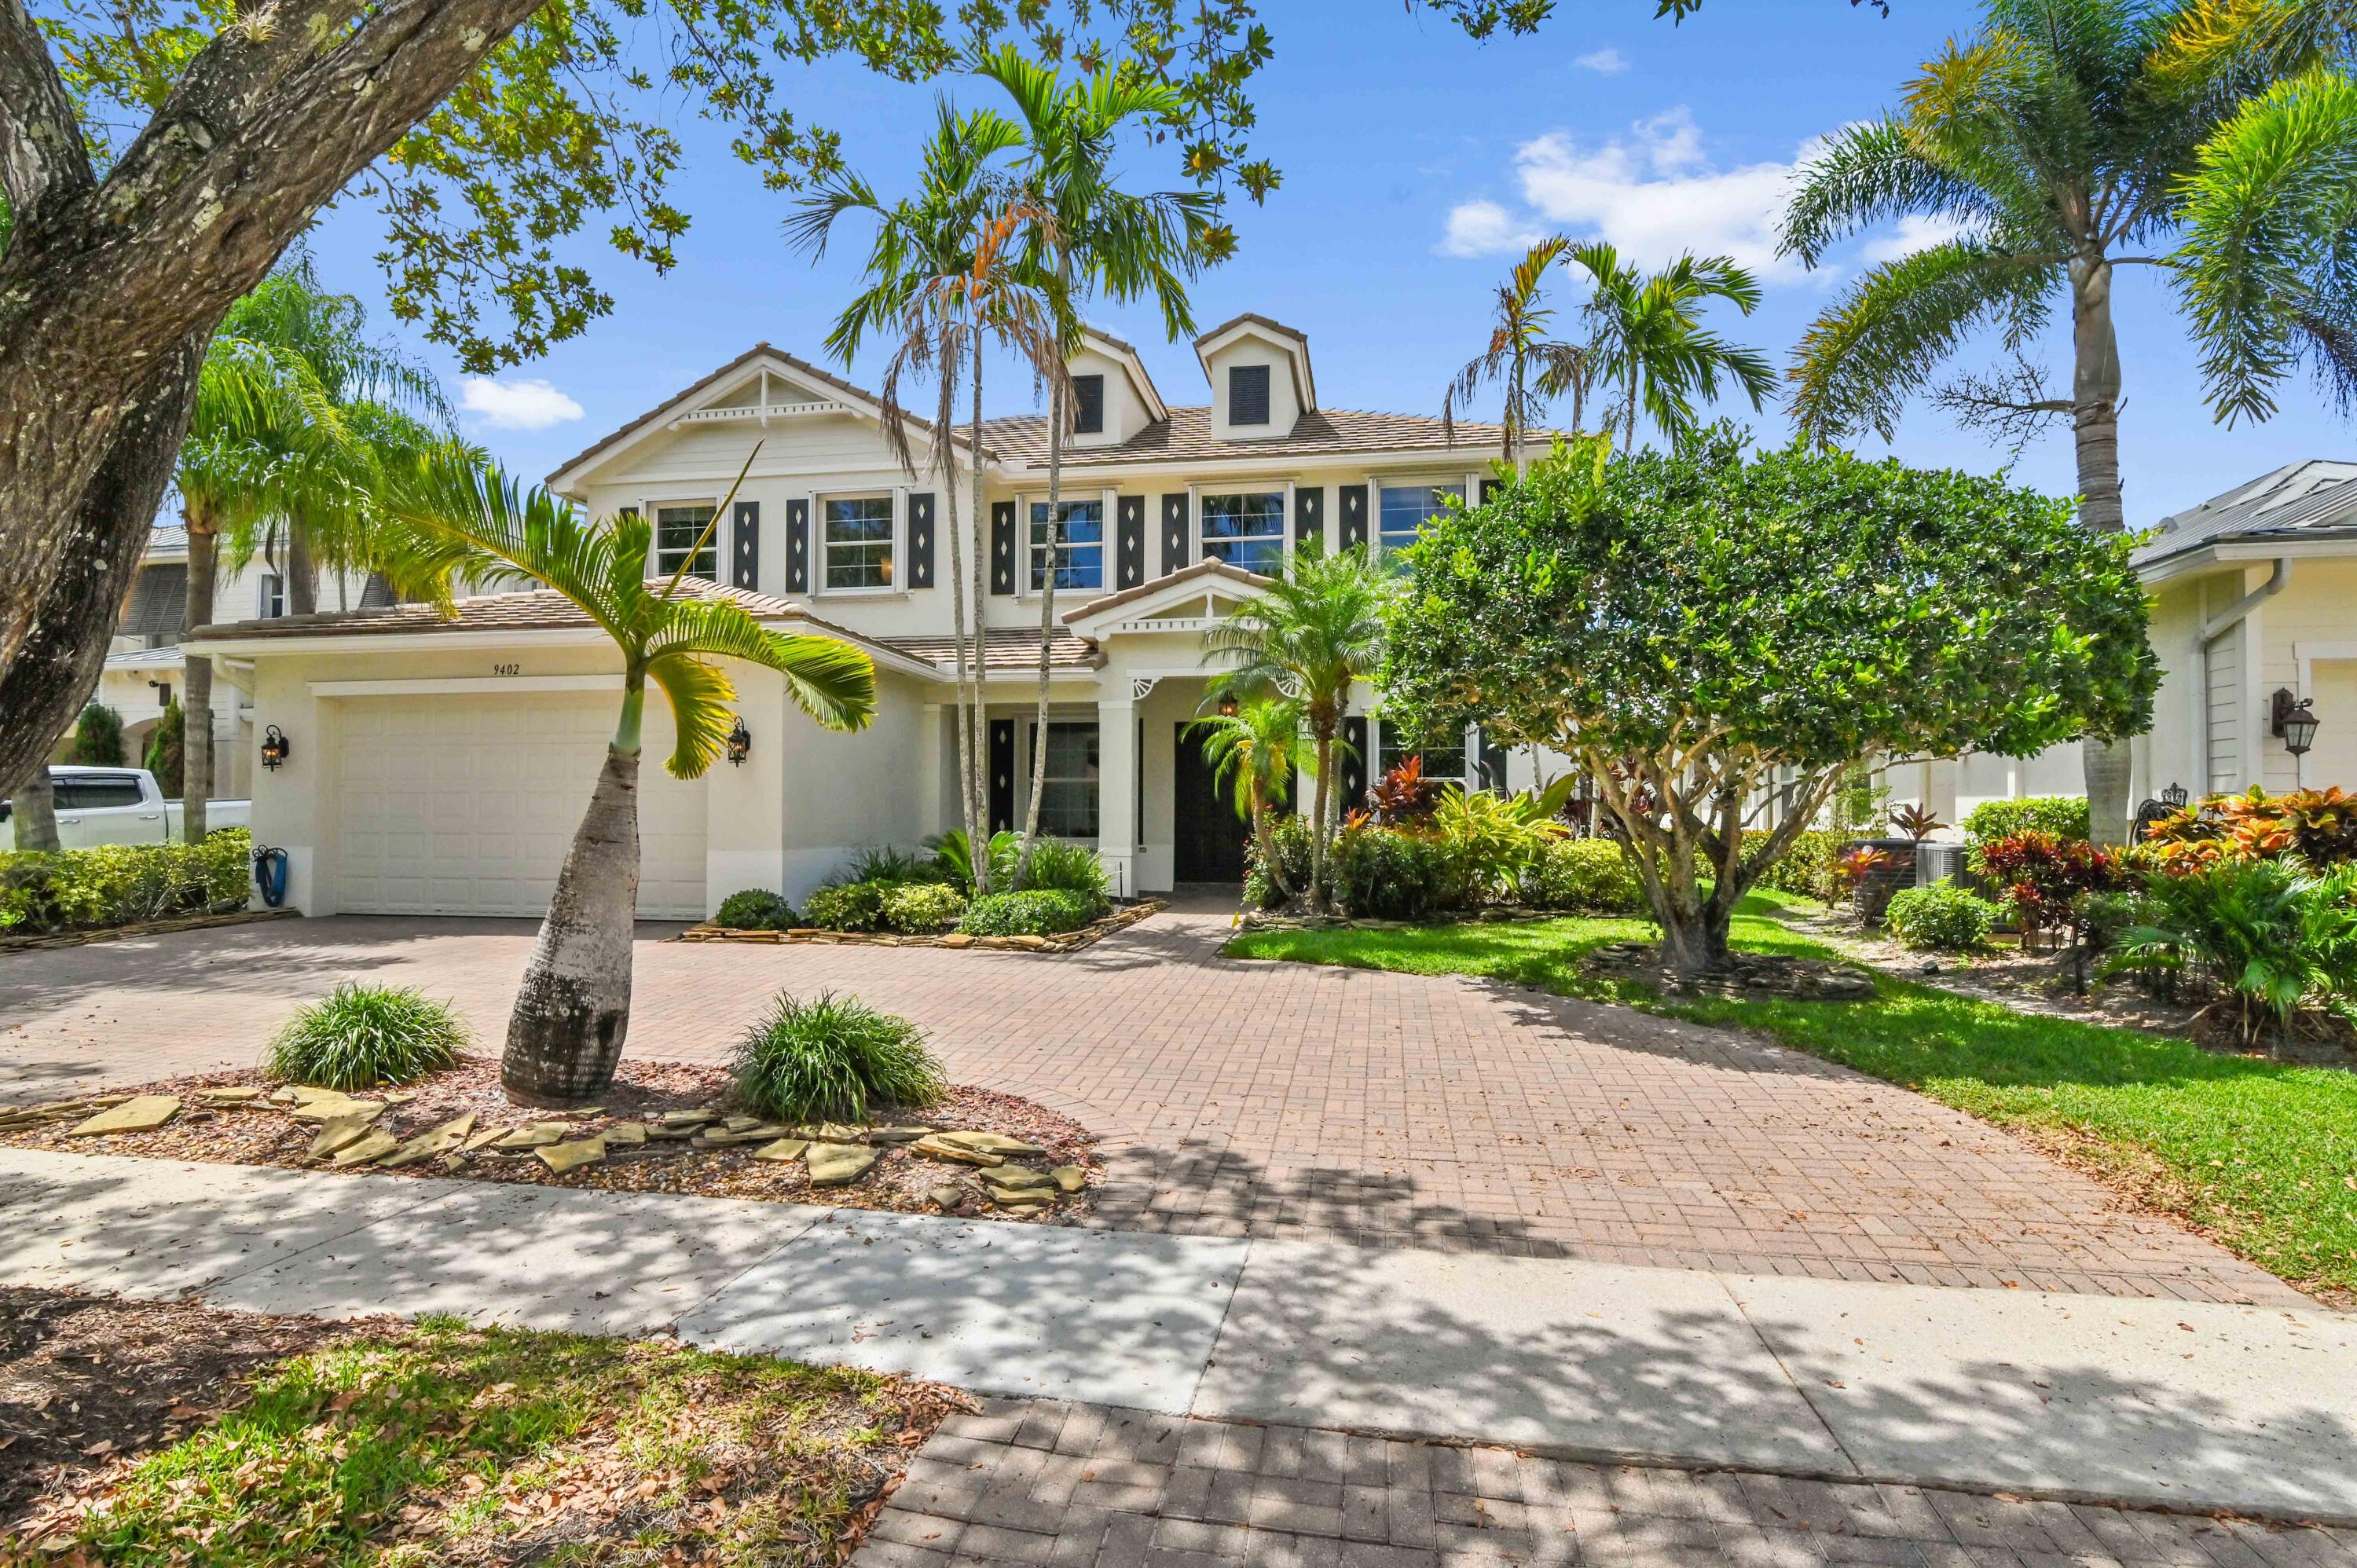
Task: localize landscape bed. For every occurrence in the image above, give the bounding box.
[0,1058,1099,1223]
[676,896,1164,953]
[0,1285,955,1563]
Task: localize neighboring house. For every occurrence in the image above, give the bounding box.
[1893,460,2357,828]
[190,319,1519,918]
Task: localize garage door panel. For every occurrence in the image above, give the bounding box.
[334,693,707,918]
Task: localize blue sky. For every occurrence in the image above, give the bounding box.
[306,0,2351,528]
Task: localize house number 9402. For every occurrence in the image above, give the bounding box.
[493,664,522,676]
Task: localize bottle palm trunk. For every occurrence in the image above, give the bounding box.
[1014,379,1062,886]
[2070,252,2133,845]
[966,341,994,892]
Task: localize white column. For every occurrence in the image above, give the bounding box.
[1097,698,1137,899]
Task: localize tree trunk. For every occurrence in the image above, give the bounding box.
[2069,251,2133,846]
[1307,728,1334,911]
[503,684,644,1107]
[287,517,318,617]
[1014,378,1061,887]
[10,768,60,852]
[966,339,994,893]
[944,353,984,895]
[1657,905,1734,979]
[181,518,216,841]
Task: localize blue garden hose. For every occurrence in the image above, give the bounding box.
[253,844,289,908]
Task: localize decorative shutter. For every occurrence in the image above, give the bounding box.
[990,501,1017,595]
[988,719,1017,831]
[1338,485,1368,552]
[1476,727,1508,794]
[1293,486,1323,557]
[1160,494,1189,576]
[1479,478,1503,504]
[731,501,760,591]
[1116,496,1146,589]
[1340,716,1370,814]
[784,499,810,593]
[907,493,936,589]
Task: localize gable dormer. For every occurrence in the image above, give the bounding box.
[1194,313,1315,442]
[1067,328,1168,449]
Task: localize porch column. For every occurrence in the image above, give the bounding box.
[1097,697,1138,899]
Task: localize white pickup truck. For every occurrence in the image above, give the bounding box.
[0,766,251,851]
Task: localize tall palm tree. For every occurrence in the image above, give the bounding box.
[1205,547,1392,912]
[974,45,1214,887]
[1186,694,1310,903]
[1563,240,1776,453]
[1442,236,1604,465]
[383,456,876,1107]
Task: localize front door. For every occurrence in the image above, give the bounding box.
[1172,724,1251,883]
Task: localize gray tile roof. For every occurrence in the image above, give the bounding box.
[2136,460,2357,568]
[879,628,1102,672]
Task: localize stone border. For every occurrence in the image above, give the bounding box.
[676,897,1165,954]
[0,905,299,955]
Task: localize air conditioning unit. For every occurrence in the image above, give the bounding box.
[1914,841,1968,886]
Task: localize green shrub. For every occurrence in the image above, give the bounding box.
[1017,839,1112,901]
[1752,828,1840,901]
[731,991,945,1123]
[143,700,184,796]
[927,828,1018,893]
[265,983,469,1090]
[880,881,967,933]
[713,888,797,930]
[1244,817,1314,910]
[1518,838,1645,914]
[1884,884,1999,951]
[1431,789,1562,899]
[828,844,944,888]
[68,703,127,767]
[2107,861,2357,1045]
[0,830,251,935]
[803,880,888,932]
[1330,825,1468,921]
[959,888,1104,936]
[1963,796,2090,847]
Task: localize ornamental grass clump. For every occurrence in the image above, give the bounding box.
[731,991,945,1123]
[265,983,470,1090]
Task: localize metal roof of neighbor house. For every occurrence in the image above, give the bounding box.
[103,645,187,670]
[2136,460,2357,569]
[879,628,1103,672]
[145,526,190,557]
[978,405,1507,467]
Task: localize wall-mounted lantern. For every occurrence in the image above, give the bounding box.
[725,716,753,766]
[1215,694,1239,717]
[259,724,292,771]
[2271,688,2321,758]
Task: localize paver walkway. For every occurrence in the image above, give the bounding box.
[0,910,2297,1304]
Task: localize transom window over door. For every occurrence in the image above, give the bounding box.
[1035,722,1101,837]
[1376,482,1463,557]
[654,503,717,578]
[823,496,894,591]
[1200,492,1285,575]
[1029,500,1105,592]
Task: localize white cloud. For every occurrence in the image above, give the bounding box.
[1574,46,1629,73]
[460,376,585,431]
[1436,198,1545,260]
[1506,107,1803,277]
[1861,213,1970,264]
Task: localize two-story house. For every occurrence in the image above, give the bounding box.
[189,317,1515,918]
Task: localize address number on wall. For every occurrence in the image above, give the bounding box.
[492,664,522,676]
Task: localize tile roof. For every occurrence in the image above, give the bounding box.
[1192,311,1308,349]
[2136,460,2357,569]
[880,628,1103,672]
[979,405,1507,468]
[189,581,804,643]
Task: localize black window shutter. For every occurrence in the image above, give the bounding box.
[1293,486,1323,556]
[988,719,1017,831]
[1340,716,1370,813]
[1476,727,1508,794]
[1479,478,1503,504]
[1116,496,1146,589]
[1073,376,1105,434]
[731,501,760,591]
[783,499,809,593]
[908,493,936,589]
[1160,494,1189,576]
[1338,485,1368,552]
[990,501,1017,595]
[1230,365,1270,425]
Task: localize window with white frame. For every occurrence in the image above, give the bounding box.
[822,494,895,591]
[258,573,285,618]
[1200,491,1285,575]
[1376,716,1468,785]
[1376,481,1464,557]
[1028,499,1105,592]
[653,502,717,578]
[1034,721,1101,837]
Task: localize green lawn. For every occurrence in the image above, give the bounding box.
[1227,893,2357,1297]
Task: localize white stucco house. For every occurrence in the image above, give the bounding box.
[189,317,1521,918]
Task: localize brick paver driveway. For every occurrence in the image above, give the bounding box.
[0,907,2296,1306]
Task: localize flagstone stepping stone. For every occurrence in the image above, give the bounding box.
[988,1187,1056,1211]
[660,1109,720,1127]
[867,1126,934,1145]
[805,1142,877,1188]
[937,933,975,949]
[288,1094,385,1123]
[982,1165,1055,1192]
[752,1138,810,1163]
[911,1134,1003,1167]
[379,1112,479,1170]
[928,1184,969,1211]
[460,1127,509,1154]
[1050,1165,1087,1194]
[647,1124,699,1141]
[722,1115,764,1133]
[693,1125,789,1149]
[68,1096,181,1138]
[537,1137,608,1174]
[933,1130,1047,1160]
[309,1111,385,1159]
[602,1123,649,1147]
[816,1122,867,1144]
[193,1086,265,1104]
[497,1123,572,1150]
[331,1130,401,1167]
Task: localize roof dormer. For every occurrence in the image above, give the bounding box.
[1194,313,1315,442]
[1066,328,1167,449]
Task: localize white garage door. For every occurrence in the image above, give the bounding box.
[333,692,709,918]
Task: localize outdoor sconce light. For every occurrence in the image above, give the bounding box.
[724,716,753,766]
[1216,694,1239,717]
[259,724,292,771]
[2272,689,2321,758]
[2161,782,2190,809]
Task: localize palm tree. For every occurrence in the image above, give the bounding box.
[1442,236,1604,465]
[1780,0,2357,844]
[383,456,876,1107]
[1205,547,1392,912]
[1563,241,1776,454]
[974,45,1213,887]
[1186,694,1310,903]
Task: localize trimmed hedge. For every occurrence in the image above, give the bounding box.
[1884,884,1999,951]
[880,881,967,933]
[0,829,251,936]
[803,880,888,932]
[1750,828,1840,901]
[1963,796,2090,847]
[713,888,797,930]
[1517,838,1645,915]
[958,888,1105,936]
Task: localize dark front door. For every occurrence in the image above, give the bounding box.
[1173,724,1251,883]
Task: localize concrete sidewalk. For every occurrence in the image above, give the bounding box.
[3,1146,2351,1526]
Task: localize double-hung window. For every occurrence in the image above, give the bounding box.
[1029,499,1105,592]
[1072,375,1105,434]
[1035,722,1101,838]
[654,502,718,579]
[823,495,894,591]
[258,573,285,618]
[1200,491,1285,575]
[1377,717,1468,786]
[1376,481,1463,558]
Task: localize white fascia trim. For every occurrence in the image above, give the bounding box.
[192,627,616,658]
[993,445,1484,486]
[310,673,625,698]
[2140,535,2357,585]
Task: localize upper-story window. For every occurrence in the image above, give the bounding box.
[823,495,894,592]
[1377,482,1463,557]
[1200,492,1285,576]
[654,502,717,578]
[1229,365,1270,426]
[258,573,285,618]
[1072,375,1105,435]
[1029,499,1105,592]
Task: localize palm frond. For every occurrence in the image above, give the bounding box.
[644,653,742,779]
[645,599,878,733]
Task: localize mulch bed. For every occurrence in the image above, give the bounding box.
[0,1058,1101,1224]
